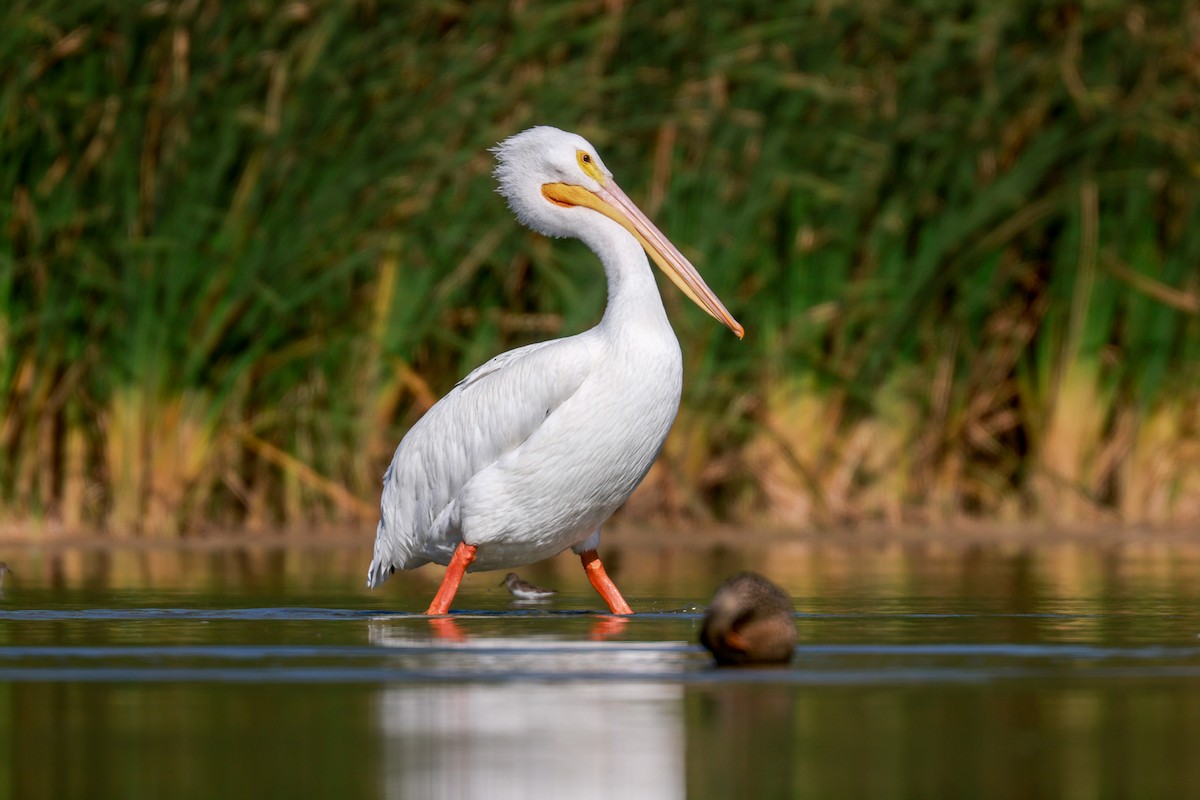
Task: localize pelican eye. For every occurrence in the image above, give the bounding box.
[576,149,603,182]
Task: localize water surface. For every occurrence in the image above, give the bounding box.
[2,537,1200,799]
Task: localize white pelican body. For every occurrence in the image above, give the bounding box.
[369,295,679,575]
[367,127,742,614]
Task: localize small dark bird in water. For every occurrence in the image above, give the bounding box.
[700,572,797,666]
[0,562,11,590]
[501,572,557,601]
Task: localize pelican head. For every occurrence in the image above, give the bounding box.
[493,126,744,338]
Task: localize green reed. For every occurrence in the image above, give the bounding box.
[2,1,1197,534]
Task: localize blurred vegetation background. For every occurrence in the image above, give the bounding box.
[2,0,1198,538]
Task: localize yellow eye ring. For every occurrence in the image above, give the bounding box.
[576,149,603,182]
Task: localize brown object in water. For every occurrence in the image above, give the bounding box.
[700,572,797,666]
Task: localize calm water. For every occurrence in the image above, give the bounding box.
[2,536,1200,799]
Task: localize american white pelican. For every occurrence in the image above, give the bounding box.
[700,572,797,665]
[367,126,743,615]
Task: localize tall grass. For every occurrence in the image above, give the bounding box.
[1,1,1197,536]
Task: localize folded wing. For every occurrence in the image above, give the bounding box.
[367,337,593,586]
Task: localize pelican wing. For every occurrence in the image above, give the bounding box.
[367,337,593,586]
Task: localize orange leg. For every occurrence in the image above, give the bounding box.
[580,549,633,615]
[424,541,477,615]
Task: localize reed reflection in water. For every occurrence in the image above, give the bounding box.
[6,529,1200,604]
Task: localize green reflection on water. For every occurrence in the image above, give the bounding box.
[6,683,379,800]
[686,684,1200,800]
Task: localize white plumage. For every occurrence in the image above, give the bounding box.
[367,126,742,613]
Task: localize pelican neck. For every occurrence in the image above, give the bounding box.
[578,217,673,337]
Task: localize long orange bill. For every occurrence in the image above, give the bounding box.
[542,181,744,339]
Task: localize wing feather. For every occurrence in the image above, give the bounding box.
[367,337,593,586]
